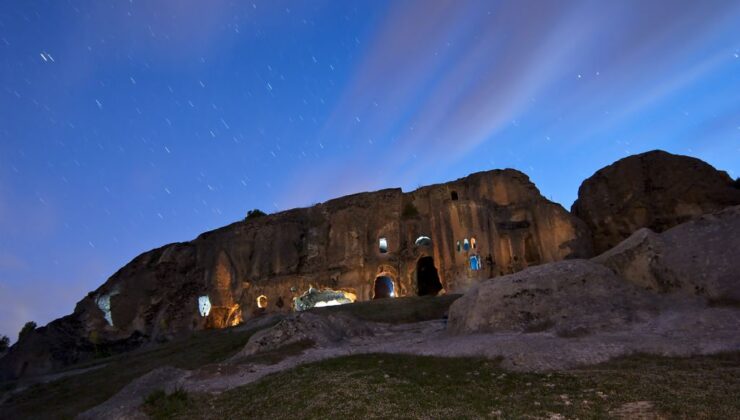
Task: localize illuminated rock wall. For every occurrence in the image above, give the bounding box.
[0,168,592,379]
[82,169,591,340]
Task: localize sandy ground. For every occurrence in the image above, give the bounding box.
[79,306,740,419]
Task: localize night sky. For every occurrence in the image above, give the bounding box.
[1,0,739,341]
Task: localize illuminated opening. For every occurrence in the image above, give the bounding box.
[456,240,461,252]
[463,238,470,251]
[373,276,395,299]
[469,255,481,271]
[416,256,442,296]
[471,237,477,249]
[226,304,242,326]
[379,237,388,253]
[451,191,458,200]
[198,295,212,317]
[257,295,268,309]
[415,235,432,247]
[96,294,114,326]
[294,287,357,311]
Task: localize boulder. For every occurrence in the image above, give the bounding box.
[594,205,740,303]
[447,260,658,336]
[572,150,740,254]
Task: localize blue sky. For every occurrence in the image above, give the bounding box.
[1,0,738,341]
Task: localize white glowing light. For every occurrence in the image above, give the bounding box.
[198,295,212,317]
[379,237,388,253]
[314,299,345,308]
[96,289,119,326]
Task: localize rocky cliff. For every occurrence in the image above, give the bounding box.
[572,150,740,254]
[0,168,591,379]
[5,149,737,381]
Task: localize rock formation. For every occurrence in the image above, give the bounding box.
[447,259,659,336]
[594,205,740,303]
[448,205,740,336]
[0,168,591,379]
[572,150,740,254]
[6,149,736,381]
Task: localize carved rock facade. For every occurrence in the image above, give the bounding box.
[0,169,591,379]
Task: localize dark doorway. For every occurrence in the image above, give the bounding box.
[416,256,442,296]
[451,191,458,201]
[374,276,394,299]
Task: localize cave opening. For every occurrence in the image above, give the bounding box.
[294,287,357,311]
[416,256,442,296]
[373,276,395,299]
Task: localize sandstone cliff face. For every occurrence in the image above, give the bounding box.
[572,150,740,254]
[0,168,591,379]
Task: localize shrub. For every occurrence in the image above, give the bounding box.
[144,388,191,419]
[18,321,36,341]
[245,209,267,221]
[0,335,9,352]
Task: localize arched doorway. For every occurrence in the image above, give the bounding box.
[373,276,394,299]
[416,256,442,296]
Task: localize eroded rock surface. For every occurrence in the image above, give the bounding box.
[1,168,591,380]
[572,150,740,254]
[447,260,659,336]
[594,205,740,303]
[448,205,740,337]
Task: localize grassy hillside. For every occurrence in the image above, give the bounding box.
[0,324,271,419]
[0,295,459,419]
[3,294,737,419]
[146,352,740,419]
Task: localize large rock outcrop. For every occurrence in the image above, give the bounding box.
[572,150,740,254]
[594,205,740,303]
[447,259,659,336]
[448,205,740,336]
[0,168,591,379]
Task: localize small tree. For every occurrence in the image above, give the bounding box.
[245,209,267,221]
[18,321,36,341]
[0,335,9,352]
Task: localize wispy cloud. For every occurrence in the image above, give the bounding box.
[294,0,740,202]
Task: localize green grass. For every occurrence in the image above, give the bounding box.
[308,294,460,324]
[0,322,275,419]
[146,352,740,419]
[144,388,192,420]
